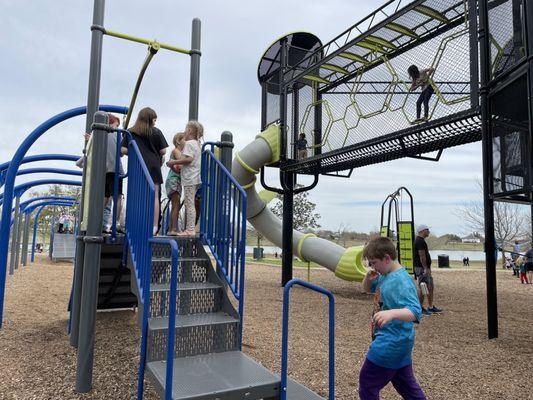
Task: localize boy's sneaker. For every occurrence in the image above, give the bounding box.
[428,306,443,313]
[422,308,432,316]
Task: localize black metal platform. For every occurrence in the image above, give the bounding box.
[282,108,481,175]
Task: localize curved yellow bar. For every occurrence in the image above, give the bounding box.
[296,233,316,262]
[236,152,259,174]
[335,246,367,282]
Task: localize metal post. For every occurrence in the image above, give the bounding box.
[261,83,268,130]
[524,0,533,208]
[21,213,30,266]
[71,0,105,350]
[9,196,20,275]
[188,18,201,121]
[279,38,294,286]
[468,0,479,109]
[14,212,24,269]
[75,112,108,392]
[479,0,498,339]
[49,208,57,260]
[220,131,233,172]
[31,206,45,263]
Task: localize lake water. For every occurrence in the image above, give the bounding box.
[246,246,489,261]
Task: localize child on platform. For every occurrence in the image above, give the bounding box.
[165,132,185,235]
[360,237,426,400]
[408,64,435,124]
[296,133,308,159]
[167,121,203,236]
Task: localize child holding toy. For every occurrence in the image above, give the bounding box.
[360,237,426,400]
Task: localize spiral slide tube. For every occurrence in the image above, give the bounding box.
[231,124,367,282]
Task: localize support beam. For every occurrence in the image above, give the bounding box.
[479,0,498,339]
[188,18,201,121]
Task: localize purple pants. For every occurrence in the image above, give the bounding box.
[359,358,426,400]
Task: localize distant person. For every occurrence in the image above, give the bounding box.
[360,237,426,400]
[274,252,278,259]
[122,107,168,235]
[462,256,469,267]
[413,224,442,315]
[408,65,435,124]
[525,245,533,284]
[295,133,308,160]
[167,121,203,236]
[512,240,521,262]
[165,132,185,235]
[518,256,530,284]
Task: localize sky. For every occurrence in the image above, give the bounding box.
[1,0,489,235]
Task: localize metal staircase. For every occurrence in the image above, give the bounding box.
[119,137,326,399]
[135,237,324,400]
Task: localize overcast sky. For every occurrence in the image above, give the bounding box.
[1,0,490,235]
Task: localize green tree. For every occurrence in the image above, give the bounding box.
[270,187,321,231]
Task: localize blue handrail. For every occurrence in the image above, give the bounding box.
[200,145,247,347]
[280,279,335,400]
[0,104,127,328]
[0,154,80,188]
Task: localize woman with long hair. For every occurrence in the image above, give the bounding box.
[121,107,168,234]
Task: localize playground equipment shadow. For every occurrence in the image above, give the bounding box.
[0,254,531,399]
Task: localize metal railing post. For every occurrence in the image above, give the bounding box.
[21,213,30,266]
[75,111,108,392]
[9,196,20,275]
[188,18,201,121]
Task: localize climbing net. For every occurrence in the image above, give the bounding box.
[264,0,518,160]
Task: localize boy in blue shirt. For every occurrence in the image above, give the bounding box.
[360,237,426,400]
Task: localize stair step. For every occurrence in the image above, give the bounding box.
[147,312,239,361]
[146,351,325,399]
[151,258,210,285]
[151,238,203,259]
[148,282,223,318]
[148,311,238,330]
[150,282,221,293]
[151,257,210,264]
[146,351,279,400]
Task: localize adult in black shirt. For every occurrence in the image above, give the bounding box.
[121,107,168,234]
[414,224,442,315]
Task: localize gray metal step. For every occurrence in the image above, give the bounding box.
[146,351,325,400]
[151,238,202,259]
[147,312,239,361]
[151,258,210,285]
[148,282,223,318]
[146,351,279,400]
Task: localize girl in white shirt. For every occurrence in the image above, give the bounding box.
[167,121,203,236]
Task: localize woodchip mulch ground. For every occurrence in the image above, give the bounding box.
[0,255,531,399]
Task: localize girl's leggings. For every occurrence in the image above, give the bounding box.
[416,86,434,119]
[520,272,529,284]
[183,184,199,232]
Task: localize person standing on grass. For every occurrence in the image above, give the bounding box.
[518,256,530,284]
[360,237,426,400]
[413,224,442,315]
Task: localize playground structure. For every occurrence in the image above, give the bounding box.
[0,0,532,399]
[380,187,415,274]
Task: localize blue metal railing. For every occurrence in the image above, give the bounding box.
[122,130,155,302]
[200,144,247,346]
[0,104,127,328]
[280,279,335,400]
